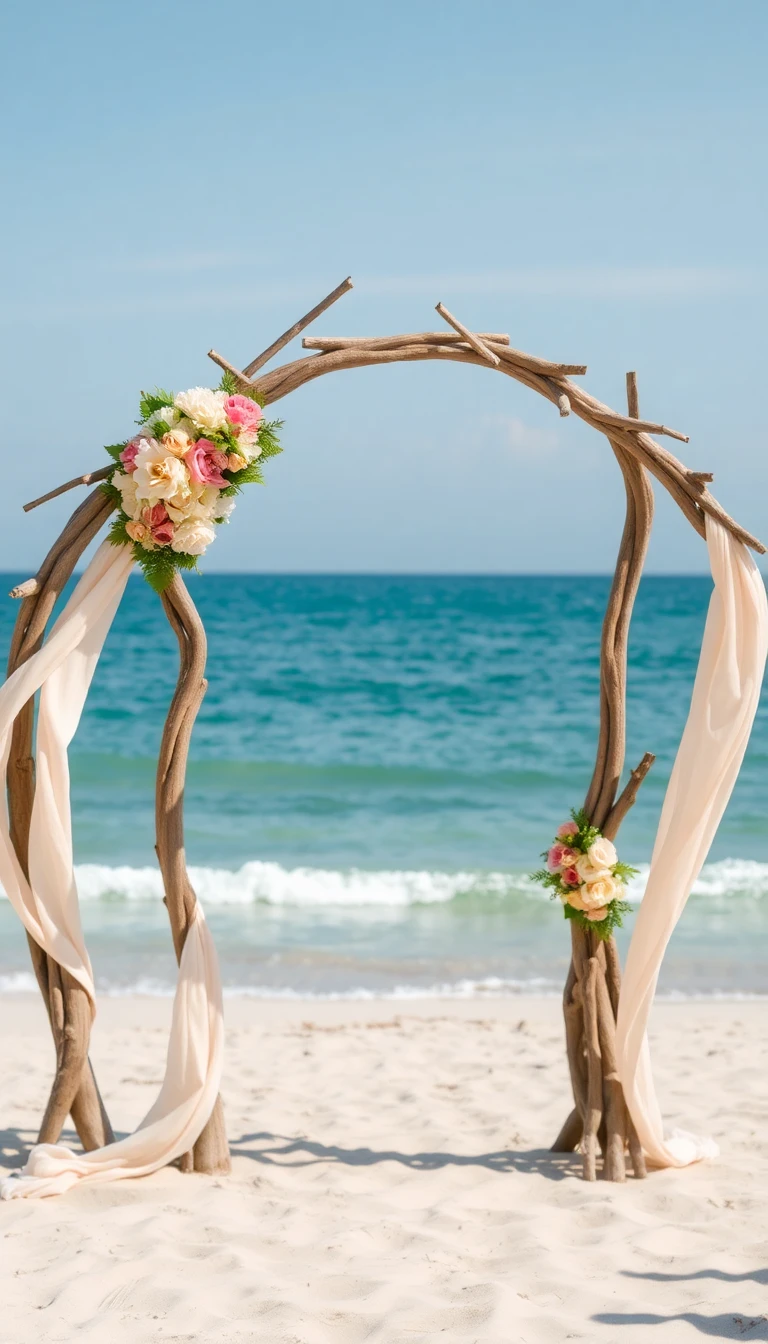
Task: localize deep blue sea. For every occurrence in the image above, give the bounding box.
[1,573,767,998]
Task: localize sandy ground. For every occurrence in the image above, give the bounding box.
[1,993,767,1343]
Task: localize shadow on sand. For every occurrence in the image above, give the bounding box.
[231,1130,586,1180]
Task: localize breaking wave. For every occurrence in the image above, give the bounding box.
[2,858,768,908]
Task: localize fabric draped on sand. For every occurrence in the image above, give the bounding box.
[616,518,768,1167]
[0,541,224,1199]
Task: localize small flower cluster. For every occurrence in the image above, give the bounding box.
[103,377,282,591]
[531,810,636,939]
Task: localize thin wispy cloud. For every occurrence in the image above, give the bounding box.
[1,265,763,325]
[481,413,559,459]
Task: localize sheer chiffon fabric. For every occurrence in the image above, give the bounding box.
[0,542,224,1199]
[616,518,768,1167]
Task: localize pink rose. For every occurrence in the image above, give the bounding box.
[561,866,580,887]
[557,820,579,839]
[547,844,566,872]
[142,502,175,547]
[585,906,609,923]
[224,394,263,437]
[120,440,142,473]
[186,438,229,487]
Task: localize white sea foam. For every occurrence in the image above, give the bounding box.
[2,857,768,908]
[2,971,764,1002]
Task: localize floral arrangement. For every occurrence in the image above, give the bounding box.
[102,374,282,591]
[531,810,636,939]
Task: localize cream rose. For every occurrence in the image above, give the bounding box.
[134,440,190,503]
[236,430,262,462]
[174,386,227,432]
[164,481,220,524]
[228,452,247,473]
[574,854,612,886]
[113,470,140,519]
[587,836,618,870]
[171,517,216,556]
[579,876,618,910]
[215,496,236,524]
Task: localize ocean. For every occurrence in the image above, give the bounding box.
[1,573,766,999]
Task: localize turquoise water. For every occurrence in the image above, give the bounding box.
[1,573,766,996]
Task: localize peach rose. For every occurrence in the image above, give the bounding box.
[125,519,153,548]
[579,876,618,910]
[162,429,193,458]
[228,452,247,473]
[585,906,609,923]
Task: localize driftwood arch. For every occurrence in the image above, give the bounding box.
[9,278,764,1182]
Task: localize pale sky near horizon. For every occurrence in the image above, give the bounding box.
[1,1,766,573]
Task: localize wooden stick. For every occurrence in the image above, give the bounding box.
[544,378,570,417]
[303,332,511,351]
[243,276,353,377]
[24,466,112,513]
[207,349,254,388]
[603,752,656,841]
[626,371,639,420]
[687,470,714,487]
[628,1117,648,1179]
[435,302,500,366]
[594,961,627,1183]
[551,1106,583,1153]
[9,578,39,599]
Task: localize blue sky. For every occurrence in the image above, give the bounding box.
[1,0,766,572]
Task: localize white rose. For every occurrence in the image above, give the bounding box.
[134,440,190,503]
[588,836,618,870]
[174,386,227,432]
[574,854,612,886]
[236,428,262,461]
[112,470,140,519]
[171,517,216,556]
[579,876,618,910]
[215,496,236,524]
[140,406,180,436]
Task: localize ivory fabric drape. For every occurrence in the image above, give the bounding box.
[616,517,768,1168]
[0,541,224,1199]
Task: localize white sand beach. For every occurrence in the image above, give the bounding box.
[2,995,767,1343]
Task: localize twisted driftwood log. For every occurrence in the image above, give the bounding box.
[10,281,764,1182]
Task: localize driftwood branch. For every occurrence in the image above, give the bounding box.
[23,466,112,513]
[435,302,500,367]
[7,487,117,1151]
[243,276,353,377]
[253,330,760,552]
[156,576,230,1175]
[303,332,511,351]
[207,349,254,390]
[603,752,656,841]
